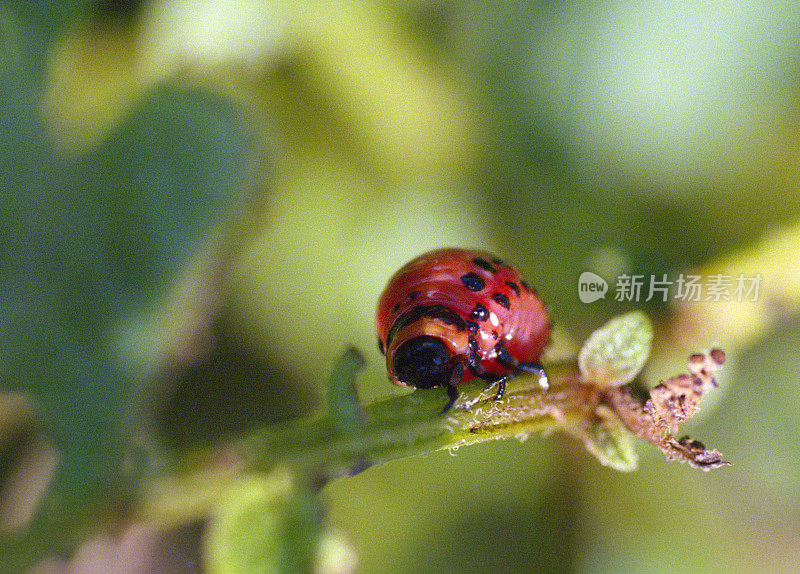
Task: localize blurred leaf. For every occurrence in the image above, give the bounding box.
[0,393,35,447]
[0,433,60,535]
[315,528,358,574]
[141,0,289,73]
[43,21,151,151]
[0,70,252,569]
[1,2,92,75]
[205,469,322,574]
[76,83,251,300]
[578,311,653,387]
[292,2,477,176]
[577,407,638,472]
[43,0,291,153]
[670,217,800,351]
[327,347,365,436]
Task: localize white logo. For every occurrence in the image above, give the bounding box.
[578,271,608,303]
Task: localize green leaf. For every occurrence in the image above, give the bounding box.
[327,347,365,436]
[0,73,252,569]
[578,311,653,387]
[1,2,92,78]
[579,408,639,472]
[205,469,322,574]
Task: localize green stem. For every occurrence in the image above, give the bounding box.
[140,362,588,528]
[236,362,586,474]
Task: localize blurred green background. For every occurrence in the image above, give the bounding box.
[1,0,799,572]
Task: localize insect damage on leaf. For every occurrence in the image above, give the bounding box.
[606,348,729,471]
[645,349,725,435]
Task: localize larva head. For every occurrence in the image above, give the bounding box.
[385,315,469,389]
[392,336,451,389]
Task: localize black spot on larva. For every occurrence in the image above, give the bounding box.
[492,292,510,309]
[461,272,485,292]
[491,331,498,340]
[468,337,479,352]
[470,303,489,321]
[408,291,420,300]
[378,337,385,355]
[505,281,521,297]
[472,257,497,273]
[466,321,479,333]
[392,303,400,313]
[491,257,505,267]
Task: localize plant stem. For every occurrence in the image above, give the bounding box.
[139,362,588,529]
[236,361,586,475]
